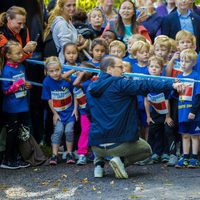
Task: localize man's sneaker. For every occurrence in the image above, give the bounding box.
[94,165,104,178]
[66,152,75,164]
[175,157,189,168]
[76,155,87,165]
[109,157,128,179]
[135,157,153,166]
[167,154,178,167]
[161,154,169,163]
[151,154,160,163]
[17,160,30,168]
[0,160,20,170]
[187,158,199,168]
[50,155,58,165]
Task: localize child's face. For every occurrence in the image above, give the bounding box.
[102,31,116,45]
[148,60,162,76]
[135,47,149,63]
[47,64,62,80]
[180,56,194,73]
[154,44,169,59]
[90,10,103,29]
[109,46,125,59]
[64,45,78,65]
[92,44,106,62]
[177,38,194,52]
[6,45,23,63]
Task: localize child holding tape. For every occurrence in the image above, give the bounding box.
[1,40,32,169]
[42,56,77,165]
[175,49,200,168]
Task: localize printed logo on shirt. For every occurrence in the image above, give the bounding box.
[147,93,168,114]
[172,61,182,77]
[73,88,87,109]
[13,73,27,98]
[179,82,194,102]
[51,89,72,111]
[195,126,200,132]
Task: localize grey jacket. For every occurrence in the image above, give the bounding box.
[51,16,78,63]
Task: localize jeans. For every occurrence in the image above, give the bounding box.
[92,138,152,167]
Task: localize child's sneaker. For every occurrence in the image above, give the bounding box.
[94,165,104,178]
[77,155,87,165]
[161,154,169,163]
[175,157,189,168]
[167,154,178,167]
[151,154,160,163]
[50,155,57,165]
[187,158,199,168]
[66,152,75,164]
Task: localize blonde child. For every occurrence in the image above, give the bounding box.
[109,40,126,59]
[42,56,77,165]
[166,30,196,77]
[145,56,177,166]
[1,40,31,169]
[88,8,104,38]
[167,38,177,61]
[175,49,200,168]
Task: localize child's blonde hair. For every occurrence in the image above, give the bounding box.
[180,49,197,65]
[122,61,132,73]
[88,7,103,22]
[154,37,171,51]
[169,38,177,52]
[148,55,164,69]
[3,40,21,55]
[175,30,196,46]
[45,56,62,69]
[109,40,126,53]
[128,34,147,43]
[131,41,150,56]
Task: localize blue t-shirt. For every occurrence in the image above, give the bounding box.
[73,80,92,115]
[123,55,137,69]
[41,76,75,124]
[1,63,29,113]
[132,63,149,110]
[88,59,100,68]
[177,71,200,122]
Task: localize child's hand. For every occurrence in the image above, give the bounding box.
[24,81,32,90]
[164,116,174,127]
[72,109,79,121]
[53,113,61,125]
[171,51,180,62]
[147,116,155,125]
[188,112,195,120]
[23,41,37,53]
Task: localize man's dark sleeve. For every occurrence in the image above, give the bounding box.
[190,94,200,114]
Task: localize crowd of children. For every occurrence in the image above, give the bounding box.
[0,0,200,172]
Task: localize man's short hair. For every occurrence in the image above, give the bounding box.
[100,56,118,72]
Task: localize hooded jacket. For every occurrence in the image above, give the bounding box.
[86,72,174,146]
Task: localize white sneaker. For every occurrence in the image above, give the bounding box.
[77,155,87,165]
[109,157,128,179]
[94,165,104,178]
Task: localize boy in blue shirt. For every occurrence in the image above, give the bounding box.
[175,49,200,168]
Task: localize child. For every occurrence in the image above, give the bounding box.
[124,34,147,66]
[101,30,117,46]
[145,56,177,166]
[73,62,95,165]
[1,40,31,169]
[42,56,77,165]
[167,38,177,62]
[166,30,196,77]
[63,43,79,67]
[109,40,126,59]
[131,40,150,140]
[88,38,108,68]
[88,8,104,38]
[175,49,200,168]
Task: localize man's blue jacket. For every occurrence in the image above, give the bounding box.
[86,72,174,146]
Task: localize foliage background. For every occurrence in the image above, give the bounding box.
[44,0,200,12]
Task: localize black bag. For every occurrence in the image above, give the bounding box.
[43,31,58,59]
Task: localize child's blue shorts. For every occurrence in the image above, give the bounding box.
[179,121,200,135]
